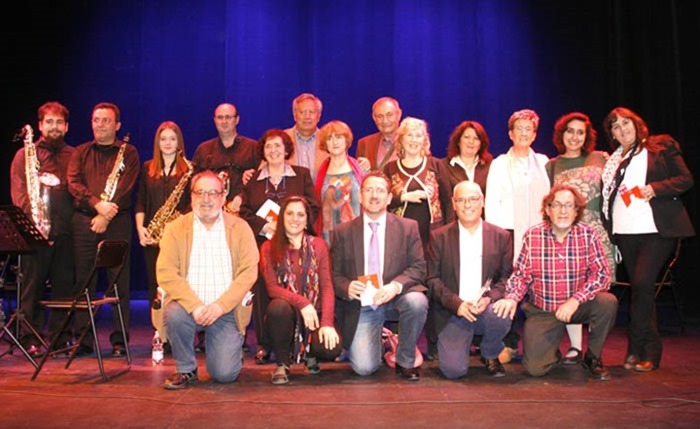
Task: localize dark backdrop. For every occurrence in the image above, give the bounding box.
[2,0,698,315]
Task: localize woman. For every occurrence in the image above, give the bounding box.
[484,108,550,364]
[135,121,192,345]
[239,129,320,364]
[546,112,613,365]
[440,120,494,222]
[383,116,449,361]
[260,196,341,384]
[601,107,694,372]
[383,116,449,249]
[314,120,364,243]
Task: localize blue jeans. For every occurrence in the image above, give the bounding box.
[348,291,428,376]
[437,304,511,379]
[165,301,244,383]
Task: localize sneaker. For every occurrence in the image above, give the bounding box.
[163,369,198,390]
[271,364,290,385]
[582,353,611,381]
[498,346,518,364]
[305,356,320,374]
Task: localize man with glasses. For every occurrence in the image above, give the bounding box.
[331,171,428,381]
[67,102,140,357]
[493,184,617,380]
[192,102,260,215]
[427,181,513,379]
[157,171,258,389]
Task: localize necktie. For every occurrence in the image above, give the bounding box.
[368,222,380,275]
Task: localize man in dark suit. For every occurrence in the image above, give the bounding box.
[331,171,428,381]
[355,97,402,172]
[427,181,513,379]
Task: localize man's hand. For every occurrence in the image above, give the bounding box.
[357,157,371,173]
[90,215,110,233]
[492,298,518,320]
[300,304,319,331]
[373,282,399,306]
[95,201,118,220]
[192,302,225,326]
[347,280,367,301]
[555,298,580,323]
[457,297,489,322]
[242,168,255,185]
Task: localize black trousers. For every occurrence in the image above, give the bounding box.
[18,235,75,345]
[616,233,675,366]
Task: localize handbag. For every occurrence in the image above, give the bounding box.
[381,327,424,368]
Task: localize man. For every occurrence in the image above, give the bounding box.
[67,102,140,357]
[192,102,260,214]
[9,101,75,357]
[355,97,402,172]
[157,171,258,390]
[427,181,513,379]
[284,93,328,182]
[493,184,618,380]
[331,171,428,381]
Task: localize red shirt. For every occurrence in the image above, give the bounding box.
[505,222,611,311]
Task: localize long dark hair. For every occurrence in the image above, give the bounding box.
[602,107,649,151]
[270,195,316,266]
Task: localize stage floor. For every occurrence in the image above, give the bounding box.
[1,299,699,428]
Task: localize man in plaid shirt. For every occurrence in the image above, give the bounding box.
[493,184,618,380]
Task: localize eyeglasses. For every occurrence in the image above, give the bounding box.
[92,117,114,125]
[549,202,576,211]
[192,189,225,198]
[514,126,534,133]
[215,114,237,121]
[454,196,482,205]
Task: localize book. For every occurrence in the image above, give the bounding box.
[256,199,280,239]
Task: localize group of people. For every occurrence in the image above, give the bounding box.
[9,95,694,390]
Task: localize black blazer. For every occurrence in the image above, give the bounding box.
[605,136,694,239]
[427,220,513,335]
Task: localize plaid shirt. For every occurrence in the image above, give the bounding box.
[505,222,611,311]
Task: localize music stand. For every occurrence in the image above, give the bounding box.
[0,205,51,368]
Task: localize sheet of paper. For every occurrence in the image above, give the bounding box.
[358,274,381,309]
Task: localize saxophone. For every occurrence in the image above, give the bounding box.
[145,152,194,245]
[23,124,59,239]
[100,134,129,202]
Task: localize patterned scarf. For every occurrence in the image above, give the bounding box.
[601,145,624,221]
[277,234,319,363]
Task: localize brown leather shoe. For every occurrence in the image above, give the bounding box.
[481,357,506,377]
[582,353,611,381]
[395,364,420,381]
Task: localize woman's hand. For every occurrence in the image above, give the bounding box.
[300,304,319,330]
[318,326,340,350]
[401,190,427,203]
[137,225,150,247]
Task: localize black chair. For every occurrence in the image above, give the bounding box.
[614,239,685,332]
[31,240,131,381]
